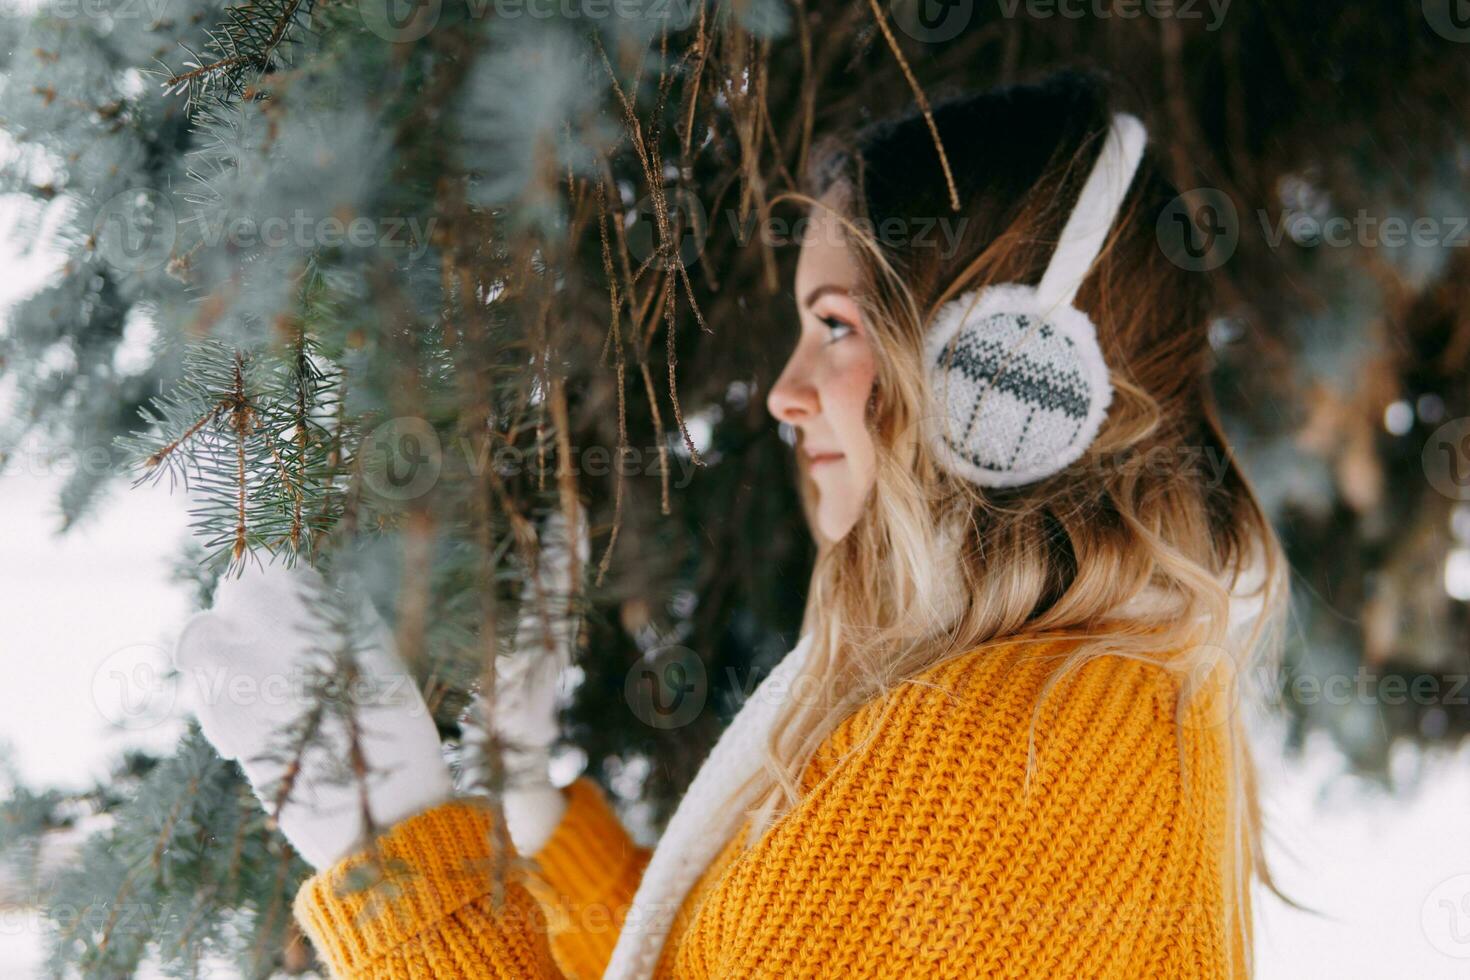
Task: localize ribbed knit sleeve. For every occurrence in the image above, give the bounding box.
[524,778,652,978]
[656,645,1238,979]
[294,779,650,980]
[293,800,566,979]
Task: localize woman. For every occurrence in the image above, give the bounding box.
[176,69,1287,978]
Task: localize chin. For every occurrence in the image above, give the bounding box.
[808,469,864,544]
[816,506,860,544]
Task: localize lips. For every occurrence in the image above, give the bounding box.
[804,450,845,466]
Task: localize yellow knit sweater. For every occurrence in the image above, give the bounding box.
[293,637,1247,978]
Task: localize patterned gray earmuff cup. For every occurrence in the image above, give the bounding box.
[923,283,1114,488]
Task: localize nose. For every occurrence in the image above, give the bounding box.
[767,354,819,424]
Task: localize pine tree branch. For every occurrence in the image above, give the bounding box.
[161,0,318,111]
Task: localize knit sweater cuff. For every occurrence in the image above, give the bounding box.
[529,778,643,903]
[293,799,552,977]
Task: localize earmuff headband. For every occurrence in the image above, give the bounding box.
[923,111,1148,488]
[1035,113,1148,311]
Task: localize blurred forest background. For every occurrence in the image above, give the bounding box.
[1,0,1469,974]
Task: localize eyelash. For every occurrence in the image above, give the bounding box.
[820,316,854,343]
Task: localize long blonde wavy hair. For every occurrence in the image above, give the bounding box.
[741,70,1294,973]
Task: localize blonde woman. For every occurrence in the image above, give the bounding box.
[175,70,1288,978]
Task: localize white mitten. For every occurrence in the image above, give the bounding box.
[460,506,588,855]
[172,559,453,870]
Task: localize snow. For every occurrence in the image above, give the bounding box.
[0,464,191,790]
[1252,723,1470,977]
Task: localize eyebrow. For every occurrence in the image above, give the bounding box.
[801,284,851,309]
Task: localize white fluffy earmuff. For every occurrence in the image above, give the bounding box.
[924,112,1148,488]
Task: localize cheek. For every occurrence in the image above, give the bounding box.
[822,348,877,449]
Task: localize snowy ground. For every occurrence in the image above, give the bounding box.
[1,464,1467,978]
[1252,726,1470,977]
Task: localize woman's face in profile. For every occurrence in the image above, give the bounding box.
[766,192,879,544]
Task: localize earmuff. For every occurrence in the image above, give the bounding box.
[924,113,1148,488]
